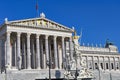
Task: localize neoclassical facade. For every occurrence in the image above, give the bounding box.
[77,41,120,80]
[0,13,74,80]
[0,13,120,80]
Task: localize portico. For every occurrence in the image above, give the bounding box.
[0,13,74,71]
[6,30,72,70]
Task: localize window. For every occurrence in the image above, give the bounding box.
[106,63,109,69]
[95,63,98,69]
[100,63,103,69]
[89,62,92,69]
[111,63,114,69]
[116,63,119,69]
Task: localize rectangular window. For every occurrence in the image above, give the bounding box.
[111,63,114,69]
[106,63,109,69]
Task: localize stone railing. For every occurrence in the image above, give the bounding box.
[78,46,118,53]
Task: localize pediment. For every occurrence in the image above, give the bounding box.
[7,17,73,32]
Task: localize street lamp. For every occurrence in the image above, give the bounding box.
[74,53,79,80]
[66,52,70,80]
[66,52,70,67]
[47,60,51,80]
[47,54,54,80]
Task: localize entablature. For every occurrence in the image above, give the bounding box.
[6,17,73,33]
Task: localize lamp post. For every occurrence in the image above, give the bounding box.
[66,52,70,80]
[47,60,51,80]
[47,48,51,80]
[66,53,70,67]
[74,53,79,80]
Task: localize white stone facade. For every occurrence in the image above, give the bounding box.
[0,13,120,80]
[71,36,120,80]
[0,14,74,80]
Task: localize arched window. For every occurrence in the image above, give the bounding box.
[89,62,92,69]
[95,63,98,69]
[100,63,103,69]
[116,63,119,69]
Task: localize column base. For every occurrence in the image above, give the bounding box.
[54,67,59,70]
[46,67,49,69]
[37,67,41,70]
[27,67,31,70]
[6,65,11,70]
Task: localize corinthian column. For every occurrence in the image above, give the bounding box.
[114,57,116,70]
[17,32,21,70]
[27,33,31,69]
[54,36,58,69]
[108,57,111,70]
[45,35,49,68]
[69,37,73,60]
[36,34,41,69]
[6,32,11,69]
[62,37,65,69]
[103,56,105,70]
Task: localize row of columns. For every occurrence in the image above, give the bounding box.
[6,32,72,70]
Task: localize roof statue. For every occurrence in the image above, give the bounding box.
[40,12,46,18]
[105,39,114,48]
[4,18,8,23]
[72,28,80,47]
[105,39,118,52]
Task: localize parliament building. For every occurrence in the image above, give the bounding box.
[0,13,120,80]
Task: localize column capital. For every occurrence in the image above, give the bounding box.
[54,35,57,37]
[62,36,65,38]
[69,36,72,39]
[6,31,11,34]
[45,35,49,39]
[36,34,40,36]
[27,33,31,39]
[17,32,21,34]
[36,34,40,39]
[54,36,57,40]
[6,31,11,36]
[69,36,72,42]
[17,32,21,37]
[27,33,31,36]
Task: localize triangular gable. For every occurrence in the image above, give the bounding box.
[7,17,73,32]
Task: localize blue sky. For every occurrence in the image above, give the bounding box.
[0,0,120,50]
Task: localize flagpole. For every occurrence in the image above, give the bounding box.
[36,0,39,17]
